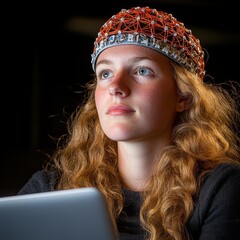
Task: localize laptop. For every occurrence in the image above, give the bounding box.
[0,187,116,240]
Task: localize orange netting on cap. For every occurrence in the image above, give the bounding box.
[91,6,205,80]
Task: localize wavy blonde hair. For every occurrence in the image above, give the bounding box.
[49,62,240,240]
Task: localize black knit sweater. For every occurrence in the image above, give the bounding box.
[18,163,240,239]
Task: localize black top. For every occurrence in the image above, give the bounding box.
[18,163,240,240]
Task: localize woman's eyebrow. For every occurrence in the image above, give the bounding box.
[96,59,112,68]
[96,56,153,68]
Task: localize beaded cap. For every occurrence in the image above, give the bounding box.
[91,6,205,80]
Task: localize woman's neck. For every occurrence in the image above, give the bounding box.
[117,140,165,191]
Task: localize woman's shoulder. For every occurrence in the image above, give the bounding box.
[204,162,240,185]
[200,162,240,196]
[188,163,240,238]
[214,162,240,173]
[17,169,59,195]
[194,162,240,215]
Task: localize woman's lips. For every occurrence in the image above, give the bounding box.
[106,105,135,116]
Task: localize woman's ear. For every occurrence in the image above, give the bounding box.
[176,95,192,112]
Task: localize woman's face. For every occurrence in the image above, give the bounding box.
[95,45,185,143]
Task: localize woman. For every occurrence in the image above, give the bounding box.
[18,6,240,240]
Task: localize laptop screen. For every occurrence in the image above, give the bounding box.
[0,187,116,240]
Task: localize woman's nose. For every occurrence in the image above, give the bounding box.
[108,74,130,97]
[108,86,129,97]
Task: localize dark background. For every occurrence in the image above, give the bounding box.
[1,0,239,196]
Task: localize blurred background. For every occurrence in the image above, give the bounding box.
[1,0,240,196]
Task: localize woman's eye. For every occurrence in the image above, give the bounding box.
[136,67,153,76]
[98,70,111,80]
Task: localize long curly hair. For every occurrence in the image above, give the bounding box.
[49,61,240,240]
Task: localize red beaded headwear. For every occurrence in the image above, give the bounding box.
[91,6,205,80]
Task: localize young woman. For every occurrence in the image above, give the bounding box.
[18,6,240,240]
